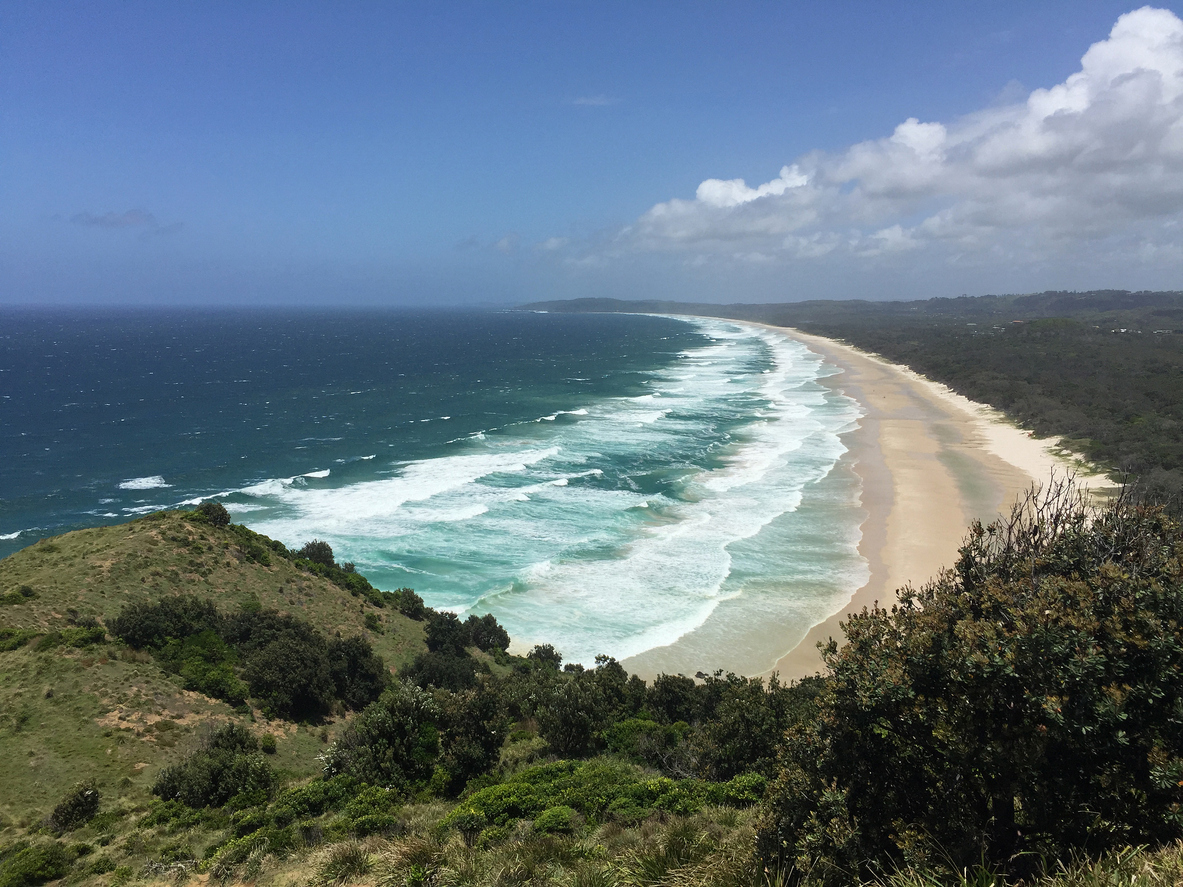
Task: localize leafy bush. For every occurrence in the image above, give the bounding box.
[533,805,578,834]
[435,683,510,796]
[537,672,608,757]
[242,634,336,720]
[465,613,510,653]
[327,635,390,711]
[0,841,71,887]
[442,760,763,833]
[267,776,358,827]
[388,587,425,620]
[153,723,276,808]
[158,629,247,706]
[299,539,336,568]
[403,650,477,692]
[526,643,562,670]
[110,595,222,650]
[193,500,231,527]
[47,781,100,834]
[320,682,441,790]
[759,484,1183,882]
[0,629,38,652]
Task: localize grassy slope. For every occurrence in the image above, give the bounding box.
[0,510,424,828]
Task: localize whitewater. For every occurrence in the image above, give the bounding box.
[0,309,866,673]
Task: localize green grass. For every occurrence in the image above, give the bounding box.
[0,511,425,829]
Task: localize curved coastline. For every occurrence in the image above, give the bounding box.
[622,319,1112,681]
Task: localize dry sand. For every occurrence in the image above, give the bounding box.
[623,321,1111,681]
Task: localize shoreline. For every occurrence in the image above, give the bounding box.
[623,320,1111,681]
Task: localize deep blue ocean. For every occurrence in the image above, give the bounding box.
[0,308,866,672]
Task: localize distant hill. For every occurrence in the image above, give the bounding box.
[522,291,1183,504]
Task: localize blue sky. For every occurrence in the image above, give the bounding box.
[3,2,1181,305]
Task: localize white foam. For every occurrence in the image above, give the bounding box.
[0,530,22,541]
[122,505,162,515]
[303,469,331,479]
[228,316,865,670]
[118,475,171,490]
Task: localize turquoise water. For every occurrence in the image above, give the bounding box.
[0,309,865,671]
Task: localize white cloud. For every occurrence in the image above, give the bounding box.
[614,7,1183,280]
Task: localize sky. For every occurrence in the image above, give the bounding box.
[3,1,1183,306]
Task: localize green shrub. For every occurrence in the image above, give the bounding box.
[320,682,441,791]
[298,539,336,568]
[110,595,222,650]
[260,734,277,754]
[392,587,426,620]
[47,781,100,834]
[152,724,275,808]
[0,629,38,653]
[193,500,231,527]
[533,805,578,834]
[0,841,71,887]
[759,485,1183,882]
[88,856,115,875]
[267,776,358,827]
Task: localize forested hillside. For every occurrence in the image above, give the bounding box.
[525,291,1183,505]
[3,486,1183,886]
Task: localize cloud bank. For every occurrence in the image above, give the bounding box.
[72,209,183,239]
[614,7,1183,283]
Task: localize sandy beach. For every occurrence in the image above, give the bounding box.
[623,321,1110,681]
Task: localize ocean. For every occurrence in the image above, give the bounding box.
[0,308,866,673]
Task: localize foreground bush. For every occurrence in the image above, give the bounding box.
[760,481,1183,882]
[153,723,276,808]
[0,842,70,887]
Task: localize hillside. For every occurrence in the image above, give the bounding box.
[3,489,1183,887]
[0,509,424,826]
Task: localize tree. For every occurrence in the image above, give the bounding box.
[537,672,609,757]
[465,613,510,653]
[526,643,562,670]
[320,681,441,791]
[194,500,231,527]
[153,723,275,808]
[759,482,1183,882]
[298,539,336,567]
[425,611,470,657]
[327,635,391,710]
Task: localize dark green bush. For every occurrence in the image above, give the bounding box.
[0,629,38,652]
[404,650,477,692]
[152,724,275,808]
[319,682,440,790]
[242,634,335,720]
[47,781,100,834]
[327,635,390,711]
[533,805,578,834]
[298,539,335,567]
[526,644,562,670]
[110,595,222,650]
[0,841,71,887]
[392,587,426,620]
[435,683,510,796]
[759,486,1183,882]
[193,500,231,527]
[465,614,510,653]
